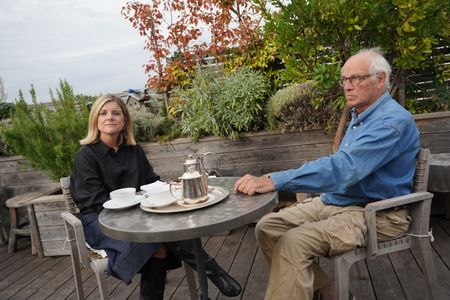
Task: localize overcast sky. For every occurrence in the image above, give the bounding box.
[0,0,149,103]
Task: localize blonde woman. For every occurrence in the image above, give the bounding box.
[71,94,241,299]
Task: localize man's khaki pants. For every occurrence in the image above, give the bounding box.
[255,197,410,300]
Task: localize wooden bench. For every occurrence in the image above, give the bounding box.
[5,185,60,254]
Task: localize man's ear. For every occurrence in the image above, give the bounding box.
[377,72,386,89]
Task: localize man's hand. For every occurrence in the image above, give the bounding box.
[234,174,275,195]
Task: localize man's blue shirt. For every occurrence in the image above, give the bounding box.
[270,92,420,206]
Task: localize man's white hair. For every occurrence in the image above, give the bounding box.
[357,47,391,91]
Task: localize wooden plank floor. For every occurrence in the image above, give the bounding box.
[0,216,449,300]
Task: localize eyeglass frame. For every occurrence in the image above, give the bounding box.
[339,72,380,87]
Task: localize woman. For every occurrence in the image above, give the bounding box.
[70,94,241,299]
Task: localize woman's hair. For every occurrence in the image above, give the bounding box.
[80,93,136,145]
[357,47,392,91]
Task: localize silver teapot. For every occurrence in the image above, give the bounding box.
[183,152,212,174]
[171,153,212,204]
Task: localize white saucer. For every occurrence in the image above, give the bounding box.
[103,195,144,209]
[141,190,178,208]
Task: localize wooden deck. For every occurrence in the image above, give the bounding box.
[0,216,449,300]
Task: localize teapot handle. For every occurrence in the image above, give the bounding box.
[200,152,213,175]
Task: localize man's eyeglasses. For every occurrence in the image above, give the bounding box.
[339,73,379,87]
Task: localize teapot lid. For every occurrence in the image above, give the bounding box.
[184,154,199,165]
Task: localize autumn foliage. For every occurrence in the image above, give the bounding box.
[122,0,264,93]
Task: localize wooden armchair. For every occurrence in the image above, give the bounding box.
[60,176,199,300]
[334,148,442,299]
[59,176,109,300]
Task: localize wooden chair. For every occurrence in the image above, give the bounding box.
[60,176,199,300]
[59,176,109,300]
[334,148,442,299]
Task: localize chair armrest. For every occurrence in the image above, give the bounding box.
[61,211,83,227]
[365,191,433,212]
[364,191,434,258]
[61,211,90,267]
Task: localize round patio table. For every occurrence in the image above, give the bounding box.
[427,153,450,218]
[99,177,278,299]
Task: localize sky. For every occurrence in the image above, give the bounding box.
[0,0,150,103]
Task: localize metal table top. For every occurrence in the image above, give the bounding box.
[99,177,278,242]
[428,153,450,192]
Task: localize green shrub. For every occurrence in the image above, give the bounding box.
[178,68,269,141]
[0,120,11,156]
[225,37,287,93]
[0,80,93,180]
[0,99,14,156]
[0,102,14,120]
[129,106,166,142]
[157,117,183,142]
[267,81,341,132]
[0,102,15,155]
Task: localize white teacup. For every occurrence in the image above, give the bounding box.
[110,187,136,201]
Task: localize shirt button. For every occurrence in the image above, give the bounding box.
[352,126,356,129]
[345,143,349,147]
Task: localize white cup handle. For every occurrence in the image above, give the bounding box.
[169,183,181,200]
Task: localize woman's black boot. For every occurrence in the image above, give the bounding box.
[166,240,241,297]
[140,257,168,300]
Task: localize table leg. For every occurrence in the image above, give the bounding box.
[192,238,209,299]
[27,205,39,256]
[8,207,18,253]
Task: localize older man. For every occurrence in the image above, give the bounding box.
[234,48,419,300]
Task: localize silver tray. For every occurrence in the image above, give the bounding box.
[140,186,229,213]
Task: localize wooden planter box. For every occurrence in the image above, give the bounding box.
[28,194,69,257]
[143,111,450,181]
[143,129,335,181]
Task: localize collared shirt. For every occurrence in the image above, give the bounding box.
[270,91,420,206]
[70,140,160,214]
